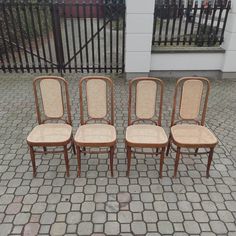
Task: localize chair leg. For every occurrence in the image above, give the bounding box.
[76,146,81,177]
[166,134,172,156]
[206,147,214,178]
[174,147,181,178]
[43,147,47,153]
[29,145,36,177]
[159,147,165,178]
[126,146,132,176]
[156,148,159,156]
[194,148,199,156]
[63,146,70,177]
[109,146,114,177]
[72,140,76,155]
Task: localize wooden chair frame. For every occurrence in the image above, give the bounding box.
[27,76,75,177]
[126,77,167,178]
[75,76,116,177]
[166,77,218,178]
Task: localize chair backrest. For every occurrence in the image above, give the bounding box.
[79,76,114,125]
[128,77,164,126]
[33,76,72,125]
[171,77,210,126]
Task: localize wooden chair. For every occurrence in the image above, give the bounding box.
[74,76,116,177]
[166,77,218,178]
[27,76,75,177]
[125,77,168,178]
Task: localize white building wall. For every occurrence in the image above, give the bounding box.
[125,0,155,73]
[150,53,224,71]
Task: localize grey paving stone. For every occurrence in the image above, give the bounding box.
[14,213,30,225]
[92,211,106,223]
[143,210,158,223]
[23,223,40,236]
[157,221,174,234]
[66,212,81,224]
[31,202,47,214]
[129,201,144,212]
[81,202,95,213]
[40,212,56,225]
[184,221,201,234]
[193,210,209,222]
[50,223,67,236]
[105,222,120,235]
[0,224,12,236]
[131,221,147,235]
[71,193,84,203]
[94,193,107,203]
[210,221,228,234]
[56,202,71,213]
[177,201,193,212]
[225,201,236,211]
[168,210,184,223]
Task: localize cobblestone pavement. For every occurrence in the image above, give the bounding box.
[0,73,236,236]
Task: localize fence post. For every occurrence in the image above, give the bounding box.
[125,0,155,78]
[51,2,65,73]
[221,1,236,77]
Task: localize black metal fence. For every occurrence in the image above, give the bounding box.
[152,0,231,47]
[0,0,126,73]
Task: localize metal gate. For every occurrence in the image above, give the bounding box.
[0,0,126,73]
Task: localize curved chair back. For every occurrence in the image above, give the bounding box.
[33,76,72,125]
[171,77,210,126]
[79,76,114,125]
[128,77,164,126]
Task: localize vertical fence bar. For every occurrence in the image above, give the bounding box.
[43,1,54,72]
[170,3,177,45]
[70,1,77,72]
[63,1,71,72]
[189,1,198,45]
[29,1,42,72]
[152,3,158,45]
[164,2,170,46]
[36,3,48,72]
[22,1,35,72]
[158,4,164,45]
[0,24,10,72]
[51,1,64,73]
[116,2,119,73]
[90,1,95,72]
[110,2,113,73]
[3,2,18,72]
[16,2,30,72]
[201,2,211,46]
[76,3,84,72]
[121,1,125,73]
[83,2,89,72]
[183,3,191,45]
[208,2,217,46]
[0,5,6,73]
[220,1,231,44]
[177,3,184,45]
[195,2,204,45]
[103,1,107,73]
[9,2,24,72]
[96,1,101,72]
[0,48,5,72]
